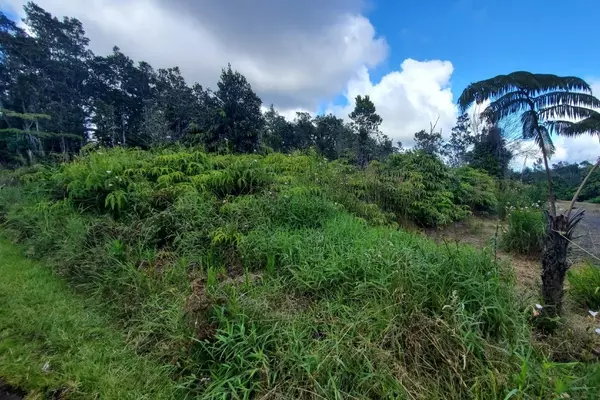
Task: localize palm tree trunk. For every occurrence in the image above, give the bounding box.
[539,139,557,217]
[541,209,585,319]
[537,132,567,321]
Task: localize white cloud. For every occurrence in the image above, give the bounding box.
[326,59,458,147]
[549,77,600,165]
[1,0,387,110]
[260,105,310,122]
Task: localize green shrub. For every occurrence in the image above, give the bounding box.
[496,180,545,219]
[568,263,600,309]
[452,166,498,212]
[501,206,545,255]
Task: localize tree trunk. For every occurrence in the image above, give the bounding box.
[540,209,585,318]
[539,139,557,217]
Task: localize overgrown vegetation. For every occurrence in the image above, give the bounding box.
[2,3,600,399]
[568,263,600,310]
[1,147,599,398]
[501,205,545,256]
[0,236,180,399]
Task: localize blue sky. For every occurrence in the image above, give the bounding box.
[366,0,600,101]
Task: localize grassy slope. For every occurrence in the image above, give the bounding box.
[0,236,178,400]
[2,149,600,399]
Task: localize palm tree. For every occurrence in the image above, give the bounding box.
[458,72,600,317]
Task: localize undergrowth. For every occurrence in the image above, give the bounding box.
[568,263,600,310]
[1,147,599,399]
[501,205,545,256]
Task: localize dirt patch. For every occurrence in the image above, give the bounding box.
[185,276,219,341]
[0,379,24,400]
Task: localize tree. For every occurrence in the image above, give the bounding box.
[261,105,292,152]
[313,114,353,159]
[207,64,264,153]
[467,125,512,178]
[413,120,447,158]
[291,112,315,151]
[349,95,382,167]
[0,5,91,161]
[459,71,600,318]
[445,113,474,167]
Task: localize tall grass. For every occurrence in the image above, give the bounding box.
[1,147,599,399]
[501,206,545,256]
[568,263,600,310]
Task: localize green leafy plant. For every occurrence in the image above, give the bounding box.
[568,263,600,309]
[501,206,545,255]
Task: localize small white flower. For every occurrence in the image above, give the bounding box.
[42,361,50,373]
[589,310,598,318]
[535,304,543,310]
[595,328,600,335]
[106,170,112,174]
[108,183,113,187]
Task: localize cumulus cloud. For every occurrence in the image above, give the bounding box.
[1,0,387,110]
[326,59,458,147]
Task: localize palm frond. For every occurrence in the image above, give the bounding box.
[534,92,600,110]
[458,72,591,113]
[538,105,597,121]
[560,111,600,137]
[515,73,590,95]
[520,110,539,140]
[483,91,530,122]
[545,120,574,135]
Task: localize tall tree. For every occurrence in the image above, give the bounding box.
[207,64,264,153]
[445,113,474,167]
[261,105,292,152]
[467,125,512,178]
[0,4,91,161]
[349,95,382,167]
[459,71,600,318]
[313,114,353,159]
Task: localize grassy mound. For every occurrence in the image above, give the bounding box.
[1,147,598,398]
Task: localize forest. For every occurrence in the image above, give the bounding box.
[1,2,600,400]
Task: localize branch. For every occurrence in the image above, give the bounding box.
[567,156,600,219]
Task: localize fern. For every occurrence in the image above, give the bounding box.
[105,190,128,211]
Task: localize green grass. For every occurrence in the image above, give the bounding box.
[568,263,600,310]
[0,236,179,399]
[2,148,600,399]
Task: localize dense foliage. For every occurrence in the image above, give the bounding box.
[1,148,599,398]
[518,160,600,203]
[0,4,398,167]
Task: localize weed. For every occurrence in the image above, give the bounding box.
[501,206,545,256]
[568,263,600,309]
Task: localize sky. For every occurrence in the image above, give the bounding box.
[1,0,599,165]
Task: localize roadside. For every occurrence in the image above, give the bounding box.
[0,236,178,399]
[427,205,600,361]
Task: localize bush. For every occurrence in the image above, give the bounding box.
[501,206,545,255]
[568,263,600,309]
[452,167,498,212]
[496,180,545,219]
